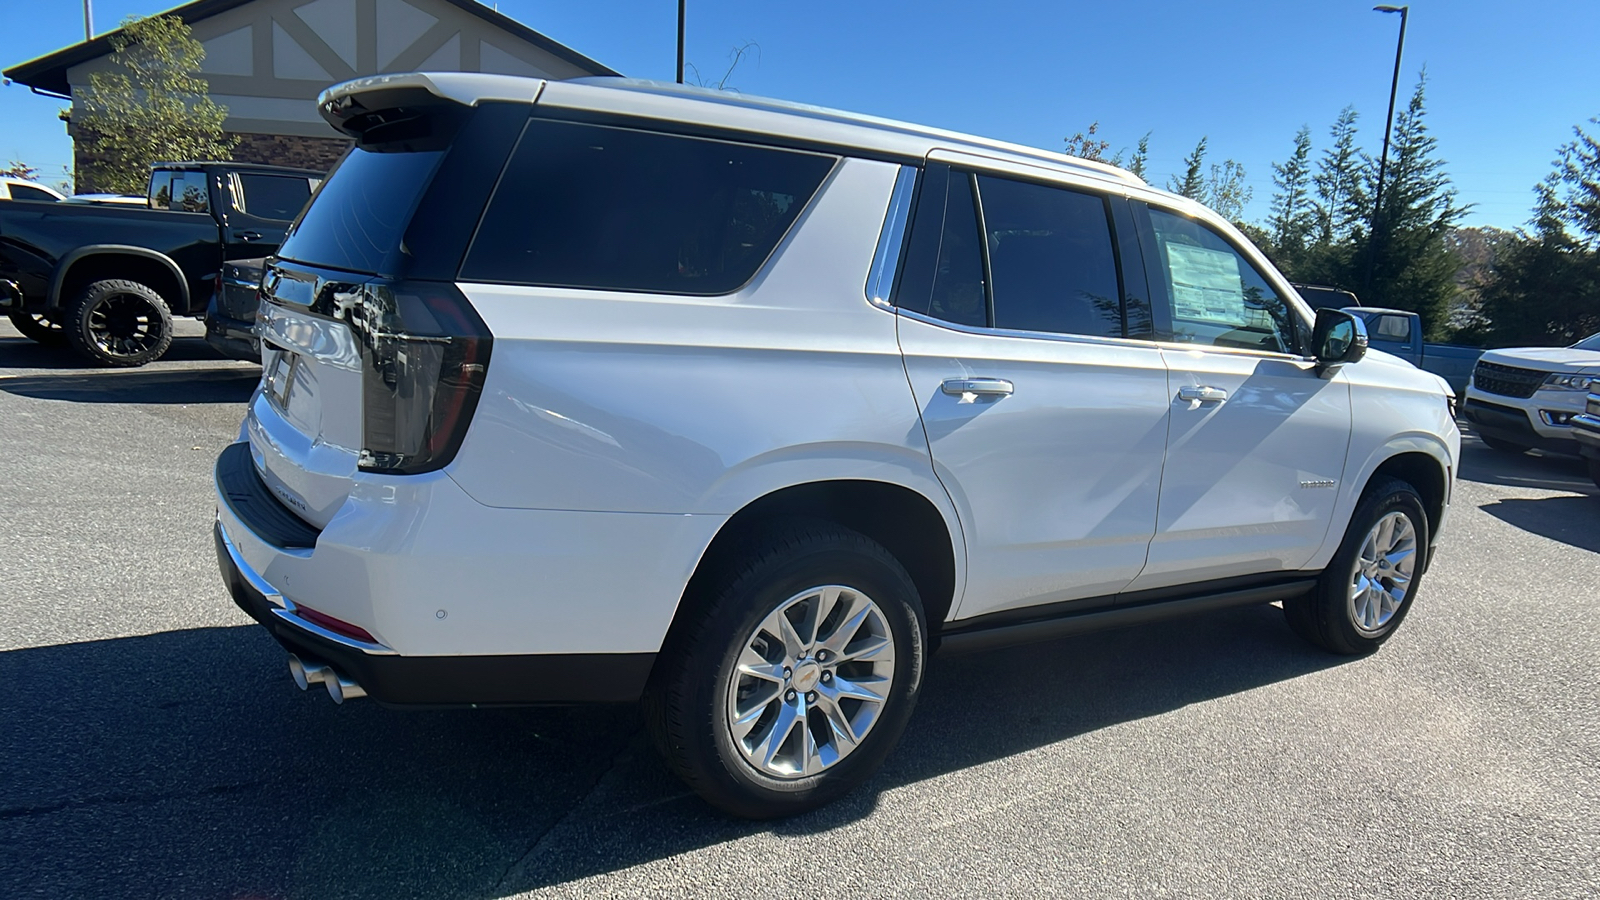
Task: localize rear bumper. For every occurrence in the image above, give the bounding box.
[215,521,655,706]
[204,309,261,363]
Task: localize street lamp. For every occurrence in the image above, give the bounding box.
[1364,4,1409,292]
[676,0,686,84]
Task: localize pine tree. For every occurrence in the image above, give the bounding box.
[1127,132,1151,181]
[1354,72,1468,336]
[70,15,234,194]
[1170,136,1207,201]
[1269,126,1315,263]
[1311,107,1366,246]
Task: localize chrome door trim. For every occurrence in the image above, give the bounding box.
[865,164,918,310]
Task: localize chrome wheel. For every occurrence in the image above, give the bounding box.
[1348,511,1417,635]
[725,585,895,779]
[87,292,164,359]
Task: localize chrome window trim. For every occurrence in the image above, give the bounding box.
[865,164,918,310]
[896,306,1313,362]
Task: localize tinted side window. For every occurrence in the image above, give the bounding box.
[1146,207,1298,354]
[462,120,835,295]
[277,148,444,275]
[149,173,174,209]
[172,172,210,212]
[1372,314,1412,341]
[893,165,986,328]
[237,174,313,220]
[10,185,57,202]
[977,175,1121,338]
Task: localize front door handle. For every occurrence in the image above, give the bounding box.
[942,377,1014,397]
[237,231,262,242]
[1177,385,1229,403]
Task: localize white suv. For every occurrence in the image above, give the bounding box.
[214,73,1460,817]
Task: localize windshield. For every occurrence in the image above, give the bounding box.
[1571,332,1600,351]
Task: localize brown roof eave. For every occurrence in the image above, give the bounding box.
[4,0,617,96]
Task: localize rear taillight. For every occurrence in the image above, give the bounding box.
[351,281,491,475]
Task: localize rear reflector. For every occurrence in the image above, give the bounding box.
[295,605,379,644]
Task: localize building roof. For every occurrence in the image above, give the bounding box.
[3,0,618,96]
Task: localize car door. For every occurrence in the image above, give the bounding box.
[1123,201,1352,593]
[897,162,1171,621]
[222,172,316,260]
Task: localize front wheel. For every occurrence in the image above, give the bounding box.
[7,309,67,345]
[1285,478,1429,655]
[644,523,926,818]
[64,279,174,367]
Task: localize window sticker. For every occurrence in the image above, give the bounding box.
[1165,241,1245,324]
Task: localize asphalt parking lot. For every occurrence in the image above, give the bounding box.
[2,319,1597,899]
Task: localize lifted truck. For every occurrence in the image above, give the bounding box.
[0,161,321,366]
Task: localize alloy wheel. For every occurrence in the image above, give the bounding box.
[1348,510,1417,635]
[87,293,164,360]
[725,585,896,779]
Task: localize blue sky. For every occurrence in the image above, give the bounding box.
[3,0,1596,229]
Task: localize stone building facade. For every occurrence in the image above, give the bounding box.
[6,0,616,187]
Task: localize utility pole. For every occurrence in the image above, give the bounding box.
[676,0,686,84]
[83,0,95,40]
[1363,4,1409,293]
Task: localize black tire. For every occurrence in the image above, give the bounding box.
[1479,433,1529,454]
[1285,477,1430,655]
[7,309,67,346]
[644,522,927,818]
[64,279,174,367]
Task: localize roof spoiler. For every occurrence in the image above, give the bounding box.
[318,73,546,150]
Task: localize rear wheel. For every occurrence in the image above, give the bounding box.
[1479,433,1528,454]
[644,522,926,818]
[64,279,174,367]
[8,309,67,345]
[1285,478,1429,655]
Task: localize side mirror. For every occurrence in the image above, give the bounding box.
[1312,308,1368,371]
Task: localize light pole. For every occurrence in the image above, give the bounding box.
[1363,4,1408,292]
[83,0,94,40]
[676,0,686,84]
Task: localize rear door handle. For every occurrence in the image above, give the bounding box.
[942,377,1014,397]
[237,231,262,241]
[1177,385,1228,403]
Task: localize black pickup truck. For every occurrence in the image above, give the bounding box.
[0,161,321,366]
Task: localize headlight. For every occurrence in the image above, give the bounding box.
[1542,373,1597,391]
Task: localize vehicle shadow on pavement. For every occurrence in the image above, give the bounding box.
[1478,495,1600,553]
[0,605,1349,897]
[0,366,258,404]
[0,335,235,370]
[1455,431,1597,495]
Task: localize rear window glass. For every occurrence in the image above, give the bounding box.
[461,120,836,295]
[277,148,443,275]
[236,173,313,220]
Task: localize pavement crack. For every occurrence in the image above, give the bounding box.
[0,779,269,820]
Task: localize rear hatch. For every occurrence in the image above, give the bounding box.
[247,79,530,530]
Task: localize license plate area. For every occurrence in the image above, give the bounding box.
[263,344,301,414]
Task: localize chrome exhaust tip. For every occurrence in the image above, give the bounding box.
[325,674,367,704]
[288,653,331,690]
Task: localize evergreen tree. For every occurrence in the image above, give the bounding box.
[1311,107,1366,246]
[1354,72,1468,336]
[1477,117,1600,344]
[1268,126,1315,264]
[70,15,234,194]
[1126,132,1151,182]
[1170,136,1208,201]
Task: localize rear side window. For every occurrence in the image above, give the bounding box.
[10,185,58,201]
[461,120,836,295]
[277,148,444,275]
[171,171,210,212]
[977,175,1121,338]
[236,173,313,220]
